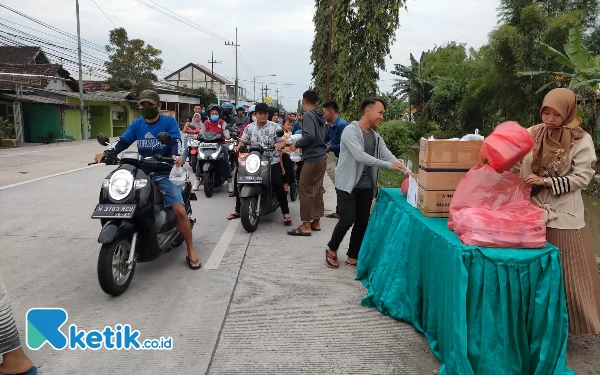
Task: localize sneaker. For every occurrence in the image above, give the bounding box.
[227,182,234,193]
[192,180,200,191]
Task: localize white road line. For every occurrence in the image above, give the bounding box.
[204,219,240,270]
[0,164,103,191]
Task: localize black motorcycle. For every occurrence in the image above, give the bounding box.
[237,129,285,232]
[196,131,227,198]
[90,132,197,296]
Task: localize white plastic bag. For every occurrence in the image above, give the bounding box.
[290,149,303,162]
[289,134,303,145]
[169,165,187,185]
[460,129,484,141]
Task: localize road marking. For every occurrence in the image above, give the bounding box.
[0,164,103,191]
[204,219,240,269]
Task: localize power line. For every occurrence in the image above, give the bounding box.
[90,0,117,28]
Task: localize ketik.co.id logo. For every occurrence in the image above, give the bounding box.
[26,308,172,350]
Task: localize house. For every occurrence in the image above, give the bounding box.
[163,63,248,103]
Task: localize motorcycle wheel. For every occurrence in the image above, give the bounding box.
[190,154,198,174]
[290,181,298,202]
[241,196,260,232]
[97,236,136,296]
[204,171,214,198]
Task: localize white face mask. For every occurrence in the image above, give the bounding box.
[252,116,257,122]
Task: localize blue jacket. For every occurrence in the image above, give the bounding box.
[292,121,301,134]
[323,116,348,158]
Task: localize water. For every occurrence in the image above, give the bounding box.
[400,151,600,255]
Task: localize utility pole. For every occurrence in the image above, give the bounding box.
[225,27,240,105]
[276,88,280,108]
[263,85,271,103]
[208,51,221,92]
[76,0,85,140]
[326,5,333,101]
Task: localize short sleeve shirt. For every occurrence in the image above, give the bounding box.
[241,121,283,164]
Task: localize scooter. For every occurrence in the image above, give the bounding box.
[237,129,285,232]
[89,132,197,296]
[225,138,237,172]
[186,127,201,174]
[197,131,227,198]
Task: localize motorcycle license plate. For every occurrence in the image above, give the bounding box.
[200,143,217,149]
[91,204,136,219]
[238,176,262,183]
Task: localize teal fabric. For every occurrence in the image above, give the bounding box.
[356,188,572,375]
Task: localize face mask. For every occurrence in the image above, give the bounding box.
[252,116,257,122]
[201,110,206,114]
[210,115,220,122]
[141,107,159,119]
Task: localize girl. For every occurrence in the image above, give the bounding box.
[279,118,294,193]
[516,88,600,334]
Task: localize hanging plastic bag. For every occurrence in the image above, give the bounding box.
[481,121,534,172]
[290,149,303,162]
[169,165,187,185]
[401,178,409,195]
[460,129,485,141]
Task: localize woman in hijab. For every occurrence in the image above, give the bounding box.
[516,87,600,334]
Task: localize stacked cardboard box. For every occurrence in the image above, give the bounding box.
[417,138,484,217]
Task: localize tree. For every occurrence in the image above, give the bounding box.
[391,52,434,120]
[105,28,163,96]
[519,26,600,143]
[191,87,218,108]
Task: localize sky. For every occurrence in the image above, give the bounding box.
[1,0,501,111]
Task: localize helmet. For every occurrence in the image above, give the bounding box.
[221,102,233,109]
[248,105,256,115]
[207,103,221,113]
[236,104,245,110]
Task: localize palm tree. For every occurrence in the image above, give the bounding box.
[391,53,435,121]
[519,26,600,144]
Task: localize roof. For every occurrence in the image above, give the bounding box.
[36,88,136,102]
[0,63,79,91]
[163,63,232,85]
[0,46,50,65]
[0,93,72,106]
[83,81,108,92]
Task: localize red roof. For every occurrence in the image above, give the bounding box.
[83,80,107,92]
[0,63,79,91]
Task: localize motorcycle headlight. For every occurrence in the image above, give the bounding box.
[211,150,220,159]
[229,144,234,151]
[246,154,260,174]
[108,170,134,201]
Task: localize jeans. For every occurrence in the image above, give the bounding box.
[151,173,184,208]
[327,188,374,259]
[235,163,289,215]
[282,153,294,185]
[195,146,231,180]
[181,134,190,162]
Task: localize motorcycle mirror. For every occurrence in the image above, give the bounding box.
[97,133,110,146]
[276,129,284,137]
[158,132,172,145]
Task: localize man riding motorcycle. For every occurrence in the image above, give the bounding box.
[192,104,235,196]
[93,90,201,270]
[239,105,256,138]
[227,103,292,224]
[233,104,247,130]
[221,102,235,128]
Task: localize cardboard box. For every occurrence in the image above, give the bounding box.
[417,167,468,191]
[419,138,484,170]
[417,187,455,218]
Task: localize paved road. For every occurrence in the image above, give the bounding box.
[0,142,439,374]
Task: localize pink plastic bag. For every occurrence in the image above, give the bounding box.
[401,178,409,195]
[453,203,546,248]
[481,121,534,172]
[448,164,546,248]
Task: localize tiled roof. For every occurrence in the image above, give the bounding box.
[0,64,79,91]
[0,46,50,65]
[83,81,107,92]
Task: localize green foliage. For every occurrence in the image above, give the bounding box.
[105,28,163,96]
[378,168,405,188]
[391,52,434,119]
[376,120,414,156]
[191,88,218,108]
[0,116,12,144]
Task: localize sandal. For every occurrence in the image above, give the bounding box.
[325,213,340,219]
[283,215,293,225]
[227,212,240,220]
[186,256,201,270]
[287,226,311,236]
[284,186,290,193]
[326,250,339,268]
[345,260,357,267]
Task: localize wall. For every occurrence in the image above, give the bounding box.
[45,77,75,92]
[22,102,62,143]
[166,65,229,94]
[66,97,113,138]
[64,108,90,140]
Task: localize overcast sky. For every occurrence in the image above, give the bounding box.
[1,0,501,111]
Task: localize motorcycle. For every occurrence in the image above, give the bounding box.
[237,129,285,232]
[225,138,237,173]
[197,131,227,198]
[89,132,197,296]
[186,127,202,174]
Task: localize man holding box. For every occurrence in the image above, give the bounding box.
[325,97,408,268]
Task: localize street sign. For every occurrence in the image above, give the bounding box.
[264,96,272,103]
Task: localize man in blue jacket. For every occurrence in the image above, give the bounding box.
[93,90,201,270]
[322,100,348,219]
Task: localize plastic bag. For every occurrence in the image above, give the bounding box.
[481,121,534,172]
[169,165,187,185]
[290,149,303,162]
[453,203,546,248]
[401,178,409,195]
[460,129,484,141]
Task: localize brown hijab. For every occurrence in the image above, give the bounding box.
[531,88,586,178]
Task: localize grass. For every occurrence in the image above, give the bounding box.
[326,152,406,188]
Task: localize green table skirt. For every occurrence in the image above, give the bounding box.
[356,188,572,375]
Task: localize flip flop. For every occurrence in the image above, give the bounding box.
[1,366,38,375]
[325,213,340,219]
[345,260,357,267]
[227,212,240,220]
[287,226,311,236]
[283,215,293,225]
[311,226,321,231]
[186,256,201,270]
[326,251,339,268]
